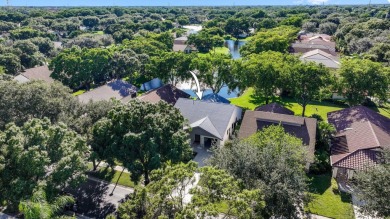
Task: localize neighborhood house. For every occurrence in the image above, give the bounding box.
[174,98,242,147]
[328,106,390,180]
[14,65,54,84]
[238,103,317,168]
[77,79,138,103]
[138,84,191,105]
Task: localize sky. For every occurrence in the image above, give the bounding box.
[1,0,390,6]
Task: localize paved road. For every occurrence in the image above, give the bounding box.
[66,177,133,219]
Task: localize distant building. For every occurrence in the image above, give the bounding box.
[77,79,138,103]
[173,36,197,53]
[291,33,337,56]
[300,49,340,69]
[13,65,54,84]
[174,98,242,147]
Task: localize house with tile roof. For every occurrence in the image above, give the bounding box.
[77,79,138,104]
[138,84,190,105]
[13,65,54,84]
[174,98,242,147]
[290,33,337,56]
[300,49,340,69]
[238,103,317,168]
[328,106,390,180]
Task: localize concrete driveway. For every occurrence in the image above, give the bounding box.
[192,145,213,167]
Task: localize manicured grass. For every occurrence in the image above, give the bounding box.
[72,90,86,96]
[230,88,390,120]
[88,165,135,188]
[306,174,354,219]
[198,46,230,57]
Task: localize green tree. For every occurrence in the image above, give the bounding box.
[14,40,44,68]
[82,16,100,28]
[0,53,21,75]
[190,166,264,219]
[289,62,331,116]
[224,17,250,39]
[208,126,308,218]
[353,149,390,218]
[0,118,88,211]
[30,37,54,56]
[147,51,193,86]
[91,100,192,185]
[19,189,74,219]
[338,58,390,106]
[240,26,298,56]
[187,31,224,53]
[191,53,233,93]
[0,80,79,128]
[118,162,264,219]
[50,47,113,89]
[238,51,295,104]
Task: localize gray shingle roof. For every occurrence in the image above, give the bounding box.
[14,65,54,83]
[78,80,138,103]
[174,98,240,140]
[300,49,340,69]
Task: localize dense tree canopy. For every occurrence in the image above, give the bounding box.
[208,126,308,218]
[0,80,78,128]
[0,118,88,211]
[118,162,264,219]
[240,26,299,56]
[337,58,389,106]
[91,100,192,185]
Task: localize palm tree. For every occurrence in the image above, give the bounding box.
[19,189,74,219]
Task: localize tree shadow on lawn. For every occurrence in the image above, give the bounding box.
[307,173,352,203]
[307,173,332,195]
[248,93,293,108]
[88,166,116,183]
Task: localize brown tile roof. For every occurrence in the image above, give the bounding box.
[255,103,295,115]
[328,106,390,170]
[332,149,380,170]
[20,66,54,83]
[138,84,190,105]
[238,110,317,162]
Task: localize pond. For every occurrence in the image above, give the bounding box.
[225,40,246,60]
[182,85,240,99]
[183,25,202,34]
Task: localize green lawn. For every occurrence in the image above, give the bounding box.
[198,46,230,57]
[72,90,86,96]
[230,88,390,120]
[87,165,135,188]
[306,174,354,219]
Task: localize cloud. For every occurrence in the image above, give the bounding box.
[306,0,329,4]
